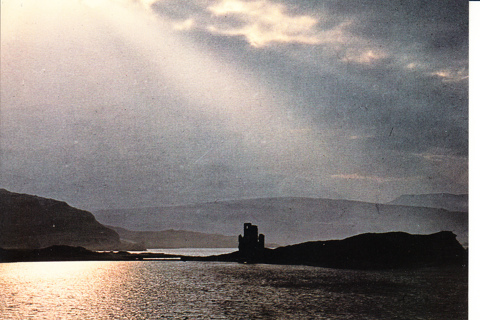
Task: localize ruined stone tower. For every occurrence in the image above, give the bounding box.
[238,223,264,262]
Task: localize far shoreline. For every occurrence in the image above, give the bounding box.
[1,231,468,271]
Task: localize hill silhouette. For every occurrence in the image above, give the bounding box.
[109,226,239,248]
[0,189,120,250]
[184,231,467,269]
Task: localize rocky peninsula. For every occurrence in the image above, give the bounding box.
[183,227,467,270]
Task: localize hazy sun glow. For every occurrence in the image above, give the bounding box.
[1,0,330,176]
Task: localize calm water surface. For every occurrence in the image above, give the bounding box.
[0,257,467,319]
[147,248,236,256]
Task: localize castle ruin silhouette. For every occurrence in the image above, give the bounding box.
[238,223,265,262]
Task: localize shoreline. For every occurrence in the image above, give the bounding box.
[1,231,468,270]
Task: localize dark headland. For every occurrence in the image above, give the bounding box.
[0,188,122,250]
[182,224,467,270]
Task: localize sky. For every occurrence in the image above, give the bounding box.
[0,0,468,210]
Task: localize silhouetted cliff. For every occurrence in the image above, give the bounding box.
[184,231,467,269]
[0,189,121,250]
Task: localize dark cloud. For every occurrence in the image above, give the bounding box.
[151,0,204,20]
[146,0,468,198]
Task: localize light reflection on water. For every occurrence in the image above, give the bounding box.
[0,261,467,319]
[0,261,136,319]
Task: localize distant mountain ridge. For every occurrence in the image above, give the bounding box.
[109,226,239,248]
[0,189,120,250]
[388,193,468,212]
[93,197,468,246]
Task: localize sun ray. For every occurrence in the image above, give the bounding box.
[2,0,330,173]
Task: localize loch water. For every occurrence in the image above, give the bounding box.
[0,250,467,319]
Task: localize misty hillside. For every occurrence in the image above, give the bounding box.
[109,226,239,248]
[93,197,468,246]
[388,193,468,212]
[0,189,120,250]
